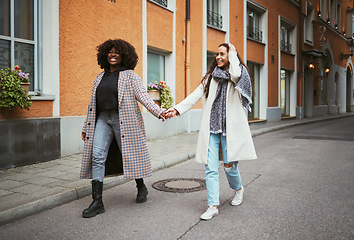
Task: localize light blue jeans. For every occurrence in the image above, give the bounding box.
[92,110,122,182]
[205,133,242,206]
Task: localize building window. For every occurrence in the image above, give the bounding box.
[329,0,335,26]
[304,2,314,44]
[149,0,167,8]
[281,26,292,53]
[280,69,290,116]
[0,0,38,93]
[280,19,295,54]
[147,52,165,84]
[248,62,260,119]
[207,0,222,29]
[247,8,262,42]
[336,2,341,31]
[320,0,327,21]
[207,51,216,70]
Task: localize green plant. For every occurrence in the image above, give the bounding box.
[0,67,32,112]
[160,86,173,109]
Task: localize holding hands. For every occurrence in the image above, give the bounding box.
[160,108,178,121]
[166,108,178,118]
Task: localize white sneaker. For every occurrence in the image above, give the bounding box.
[231,186,244,206]
[200,206,219,220]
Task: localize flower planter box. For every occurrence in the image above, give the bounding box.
[20,82,30,93]
[148,90,160,100]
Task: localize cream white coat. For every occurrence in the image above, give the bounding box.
[174,51,257,164]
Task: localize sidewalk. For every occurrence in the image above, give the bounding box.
[0,113,353,225]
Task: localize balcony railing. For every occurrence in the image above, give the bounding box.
[207,10,223,29]
[281,40,292,53]
[151,0,167,8]
[247,26,263,42]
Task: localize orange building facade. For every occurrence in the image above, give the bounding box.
[0,0,353,169]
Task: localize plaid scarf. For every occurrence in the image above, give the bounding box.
[210,67,229,135]
[209,64,253,135]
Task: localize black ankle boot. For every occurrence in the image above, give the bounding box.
[136,185,148,203]
[82,180,105,218]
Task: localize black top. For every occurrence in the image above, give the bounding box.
[96,69,120,112]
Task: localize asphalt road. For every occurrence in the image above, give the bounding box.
[0,117,353,240]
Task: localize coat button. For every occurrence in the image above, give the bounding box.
[120,121,123,124]
[122,135,124,138]
[87,137,89,139]
[89,108,92,111]
[88,123,91,126]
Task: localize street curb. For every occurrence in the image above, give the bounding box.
[0,151,197,226]
[251,114,354,137]
[1,114,352,225]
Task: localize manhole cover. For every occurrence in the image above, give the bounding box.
[152,178,206,193]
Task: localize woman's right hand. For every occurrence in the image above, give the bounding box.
[81,132,86,141]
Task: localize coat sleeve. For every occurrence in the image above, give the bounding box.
[229,51,241,84]
[130,72,165,118]
[174,84,204,115]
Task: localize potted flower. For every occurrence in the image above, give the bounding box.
[0,66,32,112]
[15,65,30,93]
[147,81,164,101]
[147,81,173,108]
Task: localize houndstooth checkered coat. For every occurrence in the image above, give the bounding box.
[80,70,165,180]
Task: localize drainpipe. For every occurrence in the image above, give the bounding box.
[299,0,304,118]
[185,0,191,97]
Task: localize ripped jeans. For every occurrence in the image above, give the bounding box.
[205,133,242,206]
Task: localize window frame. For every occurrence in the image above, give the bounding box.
[207,0,223,29]
[280,18,295,54]
[147,51,166,86]
[246,1,266,43]
[304,2,314,45]
[0,0,40,95]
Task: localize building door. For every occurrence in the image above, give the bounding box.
[347,66,353,112]
[280,69,290,116]
[304,67,314,118]
[247,62,260,119]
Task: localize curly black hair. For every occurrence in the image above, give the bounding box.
[97,39,138,70]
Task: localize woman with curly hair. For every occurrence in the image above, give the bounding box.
[80,39,167,218]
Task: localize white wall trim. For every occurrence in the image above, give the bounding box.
[203,0,207,74]
[42,0,60,117]
[142,0,148,112]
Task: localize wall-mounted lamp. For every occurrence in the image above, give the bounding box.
[308,58,315,69]
[327,18,331,24]
[324,66,330,73]
[318,11,321,18]
[343,31,346,36]
[335,24,338,29]
[341,40,354,61]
